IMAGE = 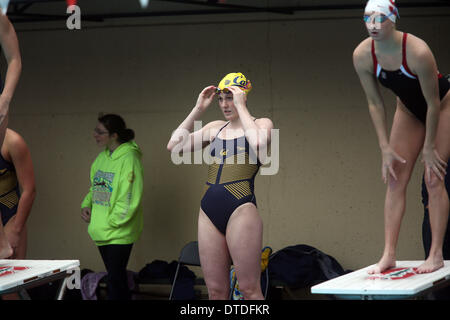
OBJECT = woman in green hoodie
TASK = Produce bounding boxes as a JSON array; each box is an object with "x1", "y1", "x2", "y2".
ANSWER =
[{"x1": 81, "y1": 114, "x2": 143, "y2": 300}]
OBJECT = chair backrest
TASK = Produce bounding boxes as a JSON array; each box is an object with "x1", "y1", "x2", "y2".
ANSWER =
[{"x1": 178, "y1": 241, "x2": 201, "y2": 266}]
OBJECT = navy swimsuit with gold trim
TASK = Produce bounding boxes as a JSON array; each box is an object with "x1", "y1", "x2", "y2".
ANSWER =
[
  {"x1": 0, "y1": 77, "x2": 20, "y2": 225},
  {"x1": 0, "y1": 152, "x2": 20, "y2": 226},
  {"x1": 201, "y1": 123, "x2": 261, "y2": 234}
]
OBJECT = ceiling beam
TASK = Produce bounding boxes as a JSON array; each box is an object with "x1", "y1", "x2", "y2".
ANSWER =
[
  {"x1": 6, "y1": 0, "x2": 450, "y2": 23},
  {"x1": 160, "y1": 0, "x2": 294, "y2": 15}
]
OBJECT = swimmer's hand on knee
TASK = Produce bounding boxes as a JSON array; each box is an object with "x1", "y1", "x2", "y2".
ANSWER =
[{"x1": 381, "y1": 147, "x2": 406, "y2": 183}]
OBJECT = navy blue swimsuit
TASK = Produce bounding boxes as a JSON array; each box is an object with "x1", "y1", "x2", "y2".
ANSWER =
[
  {"x1": 201, "y1": 122, "x2": 261, "y2": 234},
  {"x1": 372, "y1": 33, "x2": 450, "y2": 124},
  {"x1": 0, "y1": 76, "x2": 19, "y2": 225},
  {"x1": 0, "y1": 151, "x2": 20, "y2": 226}
]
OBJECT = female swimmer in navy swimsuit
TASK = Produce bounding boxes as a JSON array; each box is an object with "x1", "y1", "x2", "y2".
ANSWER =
[
  {"x1": 0, "y1": 13, "x2": 22, "y2": 259},
  {"x1": 168, "y1": 73, "x2": 273, "y2": 299}
]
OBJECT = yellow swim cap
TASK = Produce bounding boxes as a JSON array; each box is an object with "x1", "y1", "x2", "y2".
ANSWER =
[{"x1": 217, "y1": 72, "x2": 252, "y2": 95}]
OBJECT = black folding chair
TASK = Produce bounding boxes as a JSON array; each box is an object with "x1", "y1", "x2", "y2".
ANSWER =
[{"x1": 169, "y1": 241, "x2": 205, "y2": 300}]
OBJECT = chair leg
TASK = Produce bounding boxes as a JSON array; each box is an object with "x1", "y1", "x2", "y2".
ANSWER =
[
  {"x1": 56, "y1": 277, "x2": 69, "y2": 300},
  {"x1": 18, "y1": 289, "x2": 31, "y2": 300},
  {"x1": 264, "y1": 268, "x2": 269, "y2": 299},
  {"x1": 169, "y1": 263, "x2": 181, "y2": 300}
]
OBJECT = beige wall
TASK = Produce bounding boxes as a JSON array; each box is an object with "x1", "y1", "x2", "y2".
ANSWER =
[{"x1": 8, "y1": 8, "x2": 450, "y2": 272}]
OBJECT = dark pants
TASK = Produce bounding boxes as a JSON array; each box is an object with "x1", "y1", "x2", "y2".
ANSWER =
[
  {"x1": 422, "y1": 206, "x2": 450, "y2": 300},
  {"x1": 98, "y1": 244, "x2": 133, "y2": 300},
  {"x1": 421, "y1": 151, "x2": 450, "y2": 299},
  {"x1": 422, "y1": 208, "x2": 450, "y2": 260}
]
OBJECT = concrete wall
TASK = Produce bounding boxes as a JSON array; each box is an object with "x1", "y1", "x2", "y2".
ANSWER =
[{"x1": 8, "y1": 8, "x2": 450, "y2": 272}]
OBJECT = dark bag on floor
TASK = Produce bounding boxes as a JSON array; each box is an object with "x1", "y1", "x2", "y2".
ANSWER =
[
  {"x1": 137, "y1": 260, "x2": 196, "y2": 300},
  {"x1": 268, "y1": 244, "x2": 348, "y2": 289}
]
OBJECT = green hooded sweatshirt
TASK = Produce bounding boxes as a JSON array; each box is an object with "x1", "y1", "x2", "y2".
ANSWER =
[{"x1": 81, "y1": 141, "x2": 143, "y2": 246}]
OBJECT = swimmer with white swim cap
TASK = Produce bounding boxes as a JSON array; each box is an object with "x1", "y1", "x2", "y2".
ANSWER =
[{"x1": 353, "y1": 0, "x2": 450, "y2": 274}]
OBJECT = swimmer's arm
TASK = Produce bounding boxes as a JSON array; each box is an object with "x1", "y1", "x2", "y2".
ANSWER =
[
  {"x1": 243, "y1": 115, "x2": 273, "y2": 150},
  {"x1": 167, "y1": 106, "x2": 205, "y2": 153},
  {"x1": 168, "y1": 116, "x2": 225, "y2": 154},
  {"x1": 0, "y1": 14, "x2": 21, "y2": 103},
  {"x1": 236, "y1": 105, "x2": 273, "y2": 148},
  {"x1": 411, "y1": 42, "x2": 447, "y2": 180},
  {"x1": 7, "y1": 133, "x2": 35, "y2": 233},
  {"x1": 226, "y1": 86, "x2": 273, "y2": 150},
  {"x1": 353, "y1": 45, "x2": 389, "y2": 151},
  {"x1": 0, "y1": 15, "x2": 21, "y2": 147},
  {"x1": 167, "y1": 86, "x2": 218, "y2": 153},
  {"x1": 167, "y1": 105, "x2": 204, "y2": 152},
  {"x1": 240, "y1": 108, "x2": 273, "y2": 154},
  {"x1": 251, "y1": 118, "x2": 274, "y2": 165},
  {"x1": 412, "y1": 44, "x2": 440, "y2": 151}
]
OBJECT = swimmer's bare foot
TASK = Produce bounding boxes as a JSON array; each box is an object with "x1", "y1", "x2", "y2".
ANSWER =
[
  {"x1": 368, "y1": 254, "x2": 396, "y2": 274},
  {"x1": 417, "y1": 254, "x2": 444, "y2": 274}
]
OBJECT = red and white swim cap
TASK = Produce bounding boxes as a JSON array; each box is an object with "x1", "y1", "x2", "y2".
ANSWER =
[{"x1": 365, "y1": 0, "x2": 399, "y2": 23}]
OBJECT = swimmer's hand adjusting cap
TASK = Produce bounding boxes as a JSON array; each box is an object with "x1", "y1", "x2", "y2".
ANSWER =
[{"x1": 216, "y1": 72, "x2": 252, "y2": 95}]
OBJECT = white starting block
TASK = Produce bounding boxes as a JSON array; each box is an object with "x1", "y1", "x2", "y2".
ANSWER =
[
  {"x1": 311, "y1": 261, "x2": 450, "y2": 300},
  {"x1": 0, "y1": 259, "x2": 80, "y2": 300}
]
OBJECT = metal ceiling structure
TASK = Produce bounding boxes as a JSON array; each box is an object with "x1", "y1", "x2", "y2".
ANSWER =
[{"x1": 5, "y1": 0, "x2": 450, "y2": 23}]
